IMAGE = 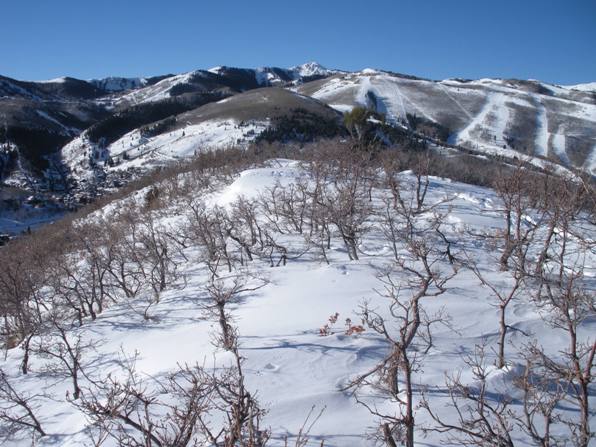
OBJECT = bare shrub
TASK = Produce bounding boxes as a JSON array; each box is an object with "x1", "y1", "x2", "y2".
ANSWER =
[
  {"x1": 36, "y1": 313, "x2": 95, "y2": 400},
  {"x1": 0, "y1": 368, "x2": 47, "y2": 441},
  {"x1": 202, "y1": 275, "x2": 266, "y2": 351},
  {"x1": 346, "y1": 228, "x2": 456, "y2": 447},
  {"x1": 529, "y1": 270, "x2": 595, "y2": 447},
  {"x1": 185, "y1": 200, "x2": 236, "y2": 277},
  {"x1": 469, "y1": 264, "x2": 525, "y2": 369},
  {"x1": 493, "y1": 164, "x2": 537, "y2": 272},
  {"x1": 422, "y1": 344, "x2": 515, "y2": 447}
]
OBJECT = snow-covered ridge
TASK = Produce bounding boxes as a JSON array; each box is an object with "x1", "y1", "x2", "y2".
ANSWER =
[
  {"x1": 114, "y1": 71, "x2": 203, "y2": 104},
  {"x1": 35, "y1": 76, "x2": 68, "y2": 84},
  {"x1": 562, "y1": 81, "x2": 596, "y2": 92},
  {"x1": 89, "y1": 76, "x2": 149, "y2": 92},
  {"x1": 3, "y1": 63, "x2": 596, "y2": 190}
]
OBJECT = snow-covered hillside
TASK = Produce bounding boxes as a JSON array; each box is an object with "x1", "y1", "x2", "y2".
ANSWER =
[
  {"x1": 563, "y1": 82, "x2": 596, "y2": 92},
  {"x1": 89, "y1": 77, "x2": 149, "y2": 92},
  {"x1": 299, "y1": 71, "x2": 596, "y2": 173},
  {"x1": 62, "y1": 119, "x2": 268, "y2": 180},
  {"x1": 113, "y1": 71, "x2": 211, "y2": 105},
  {"x1": 60, "y1": 87, "x2": 340, "y2": 181},
  {"x1": 1, "y1": 156, "x2": 594, "y2": 446},
  {"x1": 3, "y1": 62, "x2": 595, "y2": 199},
  {"x1": 114, "y1": 63, "x2": 338, "y2": 106}
]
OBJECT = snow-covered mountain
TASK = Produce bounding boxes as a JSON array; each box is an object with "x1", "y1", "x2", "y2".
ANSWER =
[
  {"x1": 1, "y1": 58, "x2": 595, "y2": 447},
  {"x1": 116, "y1": 63, "x2": 339, "y2": 106},
  {"x1": 62, "y1": 88, "x2": 341, "y2": 180},
  {"x1": 298, "y1": 70, "x2": 596, "y2": 173},
  {"x1": 290, "y1": 61, "x2": 338, "y2": 78},
  {"x1": 0, "y1": 75, "x2": 106, "y2": 101},
  {"x1": 1, "y1": 62, "x2": 595, "y2": 235}
]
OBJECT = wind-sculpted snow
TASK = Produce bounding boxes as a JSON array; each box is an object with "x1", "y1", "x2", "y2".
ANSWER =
[{"x1": 2, "y1": 160, "x2": 594, "y2": 446}]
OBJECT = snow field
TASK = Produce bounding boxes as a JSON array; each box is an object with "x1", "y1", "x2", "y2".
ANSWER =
[{"x1": 1, "y1": 160, "x2": 594, "y2": 446}]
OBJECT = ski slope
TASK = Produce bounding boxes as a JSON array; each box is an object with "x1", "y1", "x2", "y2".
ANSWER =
[{"x1": 303, "y1": 70, "x2": 596, "y2": 172}]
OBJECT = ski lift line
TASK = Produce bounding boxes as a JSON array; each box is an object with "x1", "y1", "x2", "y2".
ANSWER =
[{"x1": 437, "y1": 82, "x2": 474, "y2": 120}]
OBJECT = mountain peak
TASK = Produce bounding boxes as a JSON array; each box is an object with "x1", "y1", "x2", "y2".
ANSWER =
[{"x1": 290, "y1": 61, "x2": 332, "y2": 77}]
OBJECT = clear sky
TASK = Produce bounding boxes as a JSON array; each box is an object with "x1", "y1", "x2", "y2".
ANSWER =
[{"x1": 1, "y1": 0, "x2": 594, "y2": 84}]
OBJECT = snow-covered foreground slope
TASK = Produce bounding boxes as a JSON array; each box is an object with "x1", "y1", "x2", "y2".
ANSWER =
[
  {"x1": 1, "y1": 160, "x2": 594, "y2": 446},
  {"x1": 299, "y1": 71, "x2": 596, "y2": 173}
]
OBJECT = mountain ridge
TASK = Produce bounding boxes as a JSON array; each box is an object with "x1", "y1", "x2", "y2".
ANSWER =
[{"x1": 1, "y1": 61, "x2": 595, "y2": 235}]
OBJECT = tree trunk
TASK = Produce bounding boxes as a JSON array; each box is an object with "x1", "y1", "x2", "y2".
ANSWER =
[
  {"x1": 498, "y1": 305, "x2": 507, "y2": 369},
  {"x1": 21, "y1": 333, "x2": 33, "y2": 375},
  {"x1": 404, "y1": 357, "x2": 415, "y2": 447},
  {"x1": 534, "y1": 219, "x2": 556, "y2": 276}
]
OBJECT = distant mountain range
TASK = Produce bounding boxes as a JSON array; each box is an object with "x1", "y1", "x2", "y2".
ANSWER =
[{"x1": 1, "y1": 61, "x2": 595, "y2": 233}]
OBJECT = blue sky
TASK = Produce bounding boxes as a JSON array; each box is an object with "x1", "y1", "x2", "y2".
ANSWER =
[{"x1": 1, "y1": 0, "x2": 594, "y2": 84}]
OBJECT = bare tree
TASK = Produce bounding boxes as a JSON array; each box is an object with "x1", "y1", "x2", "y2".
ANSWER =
[
  {"x1": 75, "y1": 354, "x2": 214, "y2": 447},
  {"x1": 0, "y1": 253, "x2": 35, "y2": 349},
  {"x1": 49, "y1": 242, "x2": 109, "y2": 324},
  {"x1": 532, "y1": 174, "x2": 584, "y2": 278},
  {"x1": 0, "y1": 241, "x2": 50, "y2": 374},
  {"x1": 227, "y1": 196, "x2": 265, "y2": 264},
  {"x1": 72, "y1": 221, "x2": 116, "y2": 316},
  {"x1": 493, "y1": 165, "x2": 537, "y2": 272},
  {"x1": 202, "y1": 275, "x2": 266, "y2": 351},
  {"x1": 197, "y1": 270, "x2": 274, "y2": 444},
  {"x1": 379, "y1": 198, "x2": 402, "y2": 262},
  {"x1": 78, "y1": 357, "x2": 270, "y2": 447},
  {"x1": 104, "y1": 210, "x2": 146, "y2": 299},
  {"x1": 346, "y1": 232, "x2": 456, "y2": 447},
  {"x1": 138, "y1": 213, "x2": 180, "y2": 297},
  {"x1": 410, "y1": 153, "x2": 432, "y2": 214},
  {"x1": 422, "y1": 344, "x2": 515, "y2": 447},
  {"x1": 382, "y1": 152, "x2": 439, "y2": 217},
  {"x1": 283, "y1": 405, "x2": 326, "y2": 447},
  {"x1": 259, "y1": 182, "x2": 289, "y2": 235},
  {"x1": 276, "y1": 180, "x2": 311, "y2": 235},
  {"x1": 511, "y1": 347, "x2": 568, "y2": 447},
  {"x1": 325, "y1": 170, "x2": 371, "y2": 261},
  {"x1": 36, "y1": 313, "x2": 95, "y2": 400},
  {"x1": 0, "y1": 368, "x2": 47, "y2": 441},
  {"x1": 304, "y1": 175, "x2": 333, "y2": 265},
  {"x1": 77, "y1": 269, "x2": 271, "y2": 447},
  {"x1": 261, "y1": 229, "x2": 288, "y2": 267},
  {"x1": 469, "y1": 263, "x2": 524, "y2": 369},
  {"x1": 185, "y1": 200, "x2": 235, "y2": 277},
  {"x1": 530, "y1": 270, "x2": 595, "y2": 447}
]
